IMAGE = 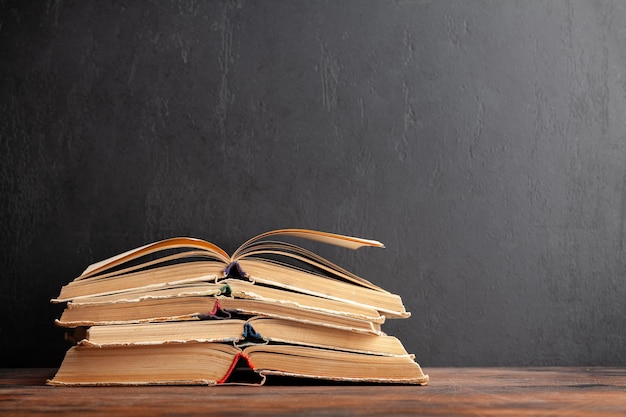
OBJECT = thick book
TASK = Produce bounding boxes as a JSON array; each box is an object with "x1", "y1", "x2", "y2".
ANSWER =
[
  {"x1": 65, "y1": 317, "x2": 407, "y2": 356},
  {"x1": 47, "y1": 343, "x2": 429, "y2": 386},
  {"x1": 51, "y1": 229, "x2": 408, "y2": 318},
  {"x1": 55, "y1": 281, "x2": 385, "y2": 334}
]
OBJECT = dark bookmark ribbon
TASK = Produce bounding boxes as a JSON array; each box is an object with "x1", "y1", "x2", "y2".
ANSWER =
[
  {"x1": 219, "y1": 284, "x2": 232, "y2": 297},
  {"x1": 242, "y1": 323, "x2": 264, "y2": 342},
  {"x1": 223, "y1": 261, "x2": 247, "y2": 278},
  {"x1": 197, "y1": 300, "x2": 232, "y2": 320}
]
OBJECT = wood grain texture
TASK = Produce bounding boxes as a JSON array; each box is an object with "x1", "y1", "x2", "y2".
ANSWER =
[{"x1": 2, "y1": 367, "x2": 626, "y2": 416}]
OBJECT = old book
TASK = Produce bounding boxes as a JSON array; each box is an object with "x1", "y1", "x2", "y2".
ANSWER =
[
  {"x1": 47, "y1": 343, "x2": 429, "y2": 386},
  {"x1": 66, "y1": 317, "x2": 407, "y2": 356},
  {"x1": 54, "y1": 280, "x2": 385, "y2": 334},
  {"x1": 51, "y1": 229, "x2": 408, "y2": 318}
]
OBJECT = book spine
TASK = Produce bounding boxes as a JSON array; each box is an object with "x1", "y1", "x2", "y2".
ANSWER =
[{"x1": 217, "y1": 353, "x2": 255, "y2": 384}]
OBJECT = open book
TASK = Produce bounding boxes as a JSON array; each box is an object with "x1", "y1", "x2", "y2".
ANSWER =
[
  {"x1": 55, "y1": 282, "x2": 385, "y2": 334},
  {"x1": 52, "y1": 229, "x2": 408, "y2": 318},
  {"x1": 47, "y1": 342, "x2": 428, "y2": 386},
  {"x1": 65, "y1": 317, "x2": 410, "y2": 355}
]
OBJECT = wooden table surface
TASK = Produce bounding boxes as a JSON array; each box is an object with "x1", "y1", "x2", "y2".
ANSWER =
[{"x1": 1, "y1": 367, "x2": 625, "y2": 416}]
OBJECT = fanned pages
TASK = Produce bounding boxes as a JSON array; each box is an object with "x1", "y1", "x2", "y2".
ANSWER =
[{"x1": 79, "y1": 229, "x2": 383, "y2": 279}]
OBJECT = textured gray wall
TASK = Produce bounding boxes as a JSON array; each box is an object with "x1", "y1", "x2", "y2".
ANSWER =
[{"x1": 1, "y1": 1, "x2": 625, "y2": 367}]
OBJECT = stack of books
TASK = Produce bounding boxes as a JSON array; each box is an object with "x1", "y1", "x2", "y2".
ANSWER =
[{"x1": 47, "y1": 229, "x2": 429, "y2": 386}]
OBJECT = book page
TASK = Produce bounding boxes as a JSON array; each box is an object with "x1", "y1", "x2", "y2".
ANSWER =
[
  {"x1": 78, "y1": 238, "x2": 230, "y2": 279},
  {"x1": 232, "y1": 229, "x2": 384, "y2": 260}
]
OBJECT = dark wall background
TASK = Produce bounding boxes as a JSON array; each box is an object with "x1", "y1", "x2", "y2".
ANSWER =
[{"x1": 2, "y1": 1, "x2": 625, "y2": 368}]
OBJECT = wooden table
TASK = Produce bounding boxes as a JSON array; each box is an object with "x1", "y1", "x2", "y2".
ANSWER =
[{"x1": 1, "y1": 367, "x2": 625, "y2": 416}]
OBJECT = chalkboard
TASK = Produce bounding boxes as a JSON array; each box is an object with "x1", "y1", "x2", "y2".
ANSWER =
[{"x1": 1, "y1": 1, "x2": 625, "y2": 367}]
